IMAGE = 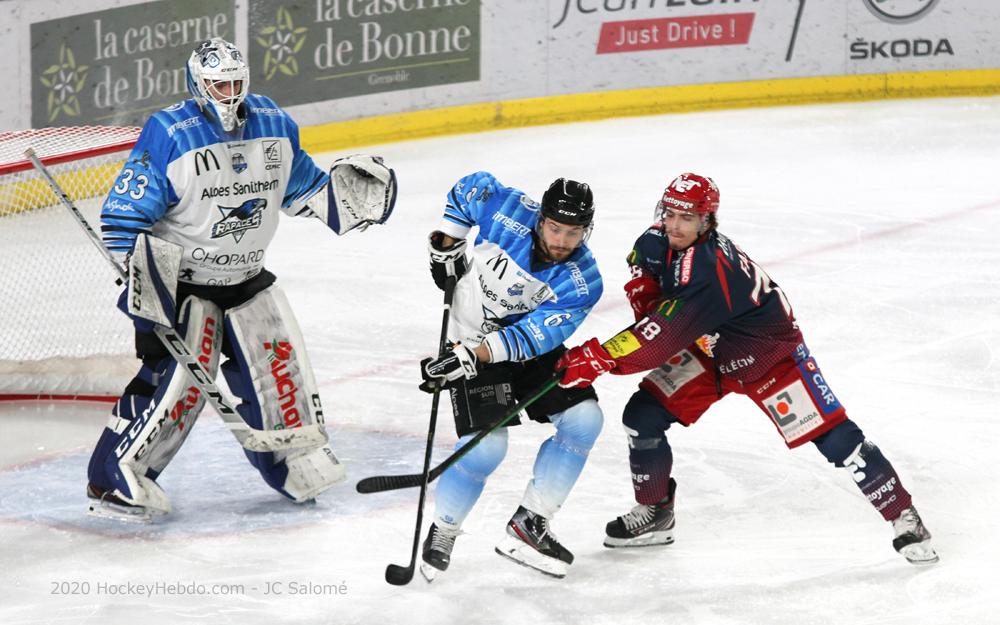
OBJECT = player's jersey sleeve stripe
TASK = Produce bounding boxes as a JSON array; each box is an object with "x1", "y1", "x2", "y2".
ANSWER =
[
  {"x1": 511, "y1": 326, "x2": 538, "y2": 359},
  {"x1": 101, "y1": 225, "x2": 150, "y2": 235},
  {"x1": 100, "y1": 213, "x2": 152, "y2": 224}
]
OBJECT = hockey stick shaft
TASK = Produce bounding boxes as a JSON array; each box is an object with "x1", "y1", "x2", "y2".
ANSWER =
[
  {"x1": 385, "y1": 276, "x2": 457, "y2": 586},
  {"x1": 357, "y1": 375, "x2": 562, "y2": 494},
  {"x1": 24, "y1": 148, "x2": 324, "y2": 453}
]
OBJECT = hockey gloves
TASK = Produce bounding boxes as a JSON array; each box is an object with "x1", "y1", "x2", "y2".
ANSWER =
[
  {"x1": 556, "y1": 338, "x2": 616, "y2": 389},
  {"x1": 428, "y1": 231, "x2": 469, "y2": 291},
  {"x1": 327, "y1": 155, "x2": 397, "y2": 235},
  {"x1": 624, "y1": 273, "x2": 662, "y2": 321},
  {"x1": 420, "y1": 343, "x2": 478, "y2": 393}
]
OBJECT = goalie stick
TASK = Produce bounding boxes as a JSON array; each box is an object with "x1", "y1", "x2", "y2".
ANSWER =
[{"x1": 24, "y1": 148, "x2": 326, "y2": 453}]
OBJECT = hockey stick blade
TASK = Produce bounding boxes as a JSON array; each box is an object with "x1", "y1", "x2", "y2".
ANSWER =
[
  {"x1": 233, "y1": 423, "x2": 328, "y2": 453},
  {"x1": 384, "y1": 563, "x2": 416, "y2": 586},
  {"x1": 356, "y1": 473, "x2": 423, "y2": 494}
]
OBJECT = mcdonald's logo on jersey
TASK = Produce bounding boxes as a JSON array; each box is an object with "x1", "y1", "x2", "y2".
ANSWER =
[{"x1": 194, "y1": 149, "x2": 221, "y2": 175}]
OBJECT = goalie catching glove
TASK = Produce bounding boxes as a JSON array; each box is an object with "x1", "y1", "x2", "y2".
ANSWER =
[
  {"x1": 556, "y1": 338, "x2": 616, "y2": 389},
  {"x1": 428, "y1": 231, "x2": 469, "y2": 291},
  {"x1": 326, "y1": 154, "x2": 397, "y2": 234},
  {"x1": 420, "y1": 343, "x2": 478, "y2": 393}
]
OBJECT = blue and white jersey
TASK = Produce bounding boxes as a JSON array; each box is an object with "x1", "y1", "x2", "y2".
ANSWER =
[
  {"x1": 101, "y1": 94, "x2": 327, "y2": 286},
  {"x1": 436, "y1": 171, "x2": 603, "y2": 363}
]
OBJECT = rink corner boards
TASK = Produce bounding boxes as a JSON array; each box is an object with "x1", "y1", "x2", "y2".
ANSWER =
[{"x1": 300, "y1": 67, "x2": 1000, "y2": 153}]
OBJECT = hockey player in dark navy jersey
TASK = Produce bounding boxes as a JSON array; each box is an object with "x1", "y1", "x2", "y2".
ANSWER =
[
  {"x1": 418, "y1": 173, "x2": 605, "y2": 580},
  {"x1": 558, "y1": 173, "x2": 937, "y2": 566}
]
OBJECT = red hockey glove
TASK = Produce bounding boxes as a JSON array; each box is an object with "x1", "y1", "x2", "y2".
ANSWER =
[
  {"x1": 556, "y1": 338, "x2": 617, "y2": 389},
  {"x1": 624, "y1": 274, "x2": 661, "y2": 321}
]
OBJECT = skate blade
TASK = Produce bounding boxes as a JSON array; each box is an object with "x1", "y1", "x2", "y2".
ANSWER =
[
  {"x1": 494, "y1": 535, "x2": 568, "y2": 579},
  {"x1": 603, "y1": 530, "x2": 674, "y2": 548},
  {"x1": 419, "y1": 562, "x2": 440, "y2": 583},
  {"x1": 87, "y1": 500, "x2": 156, "y2": 524},
  {"x1": 900, "y1": 542, "x2": 940, "y2": 566}
]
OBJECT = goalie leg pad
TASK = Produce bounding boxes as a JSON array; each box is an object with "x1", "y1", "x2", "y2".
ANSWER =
[
  {"x1": 89, "y1": 296, "x2": 223, "y2": 513},
  {"x1": 223, "y1": 285, "x2": 343, "y2": 500},
  {"x1": 282, "y1": 445, "x2": 347, "y2": 502}
]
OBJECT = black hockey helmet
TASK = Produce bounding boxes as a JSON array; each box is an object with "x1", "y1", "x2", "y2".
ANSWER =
[{"x1": 541, "y1": 178, "x2": 595, "y2": 227}]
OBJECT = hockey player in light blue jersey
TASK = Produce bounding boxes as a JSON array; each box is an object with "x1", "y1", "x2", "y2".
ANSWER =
[
  {"x1": 86, "y1": 38, "x2": 397, "y2": 522},
  {"x1": 417, "y1": 173, "x2": 605, "y2": 580}
]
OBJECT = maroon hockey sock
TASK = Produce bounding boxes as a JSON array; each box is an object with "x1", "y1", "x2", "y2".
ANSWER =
[
  {"x1": 629, "y1": 448, "x2": 673, "y2": 505},
  {"x1": 847, "y1": 441, "x2": 913, "y2": 521}
]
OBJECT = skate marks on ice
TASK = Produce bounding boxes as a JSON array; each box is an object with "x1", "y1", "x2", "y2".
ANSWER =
[{"x1": 0, "y1": 409, "x2": 447, "y2": 539}]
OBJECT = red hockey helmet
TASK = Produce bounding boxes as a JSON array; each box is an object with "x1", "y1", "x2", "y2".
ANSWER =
[{"x1": 656, "y1": 173, "x2": 720, "y2": 218}]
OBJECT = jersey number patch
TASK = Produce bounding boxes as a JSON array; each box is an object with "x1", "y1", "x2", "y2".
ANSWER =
[{"x1": 113, "y1": 168, "x2": 149, "y2": 200}]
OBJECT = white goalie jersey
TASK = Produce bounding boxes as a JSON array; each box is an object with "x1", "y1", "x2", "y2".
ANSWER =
[{"x1": 101, "y1": 95, "x2": 329, "y2": 286}]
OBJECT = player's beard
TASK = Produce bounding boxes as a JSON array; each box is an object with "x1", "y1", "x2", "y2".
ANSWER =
[{"x1": 537, "y1": 237, "x2": 573, "y2": 262}]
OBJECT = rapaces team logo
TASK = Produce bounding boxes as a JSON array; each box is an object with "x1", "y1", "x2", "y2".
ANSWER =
[
  {"x1": 211, "y1": 198, "x2": 266, "y2": 243},
  {"x1": 862, "y1": 0, "x2": 940, "y2": 24}
]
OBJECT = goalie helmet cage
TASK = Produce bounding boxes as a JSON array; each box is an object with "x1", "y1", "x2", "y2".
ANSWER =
[{"x1": 0, "y1": 126, "x2": 142, "y2": 402}]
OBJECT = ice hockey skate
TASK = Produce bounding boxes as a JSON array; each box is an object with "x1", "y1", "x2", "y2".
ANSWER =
[
  {"x1": 892, "y1": 506, "x2": 939, "y2": 565},
  {"x1": 494, "y1": 506, "x2": 574, "y2": 578},
  {"x1": 604, "y1": 478, "x2": 676, "y2": 548},
  {"x1": 86, "y1": 483, "x2": 160, "y2": 524},
  {"x1": 420, "y1": 523, "x2": 459, "y2": 582}
]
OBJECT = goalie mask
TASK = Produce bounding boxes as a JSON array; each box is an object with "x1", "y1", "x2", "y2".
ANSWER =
[{"x1": 186, "y1": 38, "x2": 249, "y2": 132}]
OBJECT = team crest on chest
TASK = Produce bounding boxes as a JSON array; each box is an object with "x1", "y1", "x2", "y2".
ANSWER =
[
  {"x1": 211, "y1": 198, "x2": 266, "y2": 243},
  {"x1": 231, "y1": 152, "x2": 247, "y2": 173}
]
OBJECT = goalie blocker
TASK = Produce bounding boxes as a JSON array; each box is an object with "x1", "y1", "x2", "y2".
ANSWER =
[{"x1": 88, "y1": 266, "x2": 344, "y2": 520}]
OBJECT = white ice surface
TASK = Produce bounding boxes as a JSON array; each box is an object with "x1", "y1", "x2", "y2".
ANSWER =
[{"x1": 1, "y1": 97, "x2": 998, "y2": 624}]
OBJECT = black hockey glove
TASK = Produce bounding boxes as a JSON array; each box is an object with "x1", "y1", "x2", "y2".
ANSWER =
[
  {"x1": 419, "y1": 343, "x2": 478, "y2": 393},
  {"x1": 428, "y1": 231, "x2": 468, "y2": 291}
]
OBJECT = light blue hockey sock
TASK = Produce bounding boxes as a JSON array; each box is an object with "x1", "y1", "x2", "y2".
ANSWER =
[
  {"x1": 521, "y1": 399, "x2": 604, "y2": 518},
  {"x1": 433, "y1": 428, "x2": 508, "y2": 530}
]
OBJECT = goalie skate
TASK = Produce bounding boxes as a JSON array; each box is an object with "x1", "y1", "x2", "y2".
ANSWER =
[
  {"x1": 604, "y1": 478, "x2": 676, "y2": 548},
  {"x1": 892, "y1": 506, "x2": 939, "y2": 566},
  {"x1": 494, "y1": 506, "x2": 574, "y2": 579},
  {"x1": 86, "y1": 484, "x2": 162, "y2": 524}
]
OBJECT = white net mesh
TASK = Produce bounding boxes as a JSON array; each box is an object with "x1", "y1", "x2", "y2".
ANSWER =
[{"x1": 0, "y1": 126, "x2": 143, "y2": 398}]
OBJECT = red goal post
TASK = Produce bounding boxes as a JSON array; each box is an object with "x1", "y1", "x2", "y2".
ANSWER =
[{"x1": 0, "y1": 126, "x2": 142, "y2": 401}]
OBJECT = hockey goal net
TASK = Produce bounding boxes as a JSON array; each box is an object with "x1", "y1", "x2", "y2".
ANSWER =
[{"x1": 0, "y1": 126, "x2": 142, "y2": 400}]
